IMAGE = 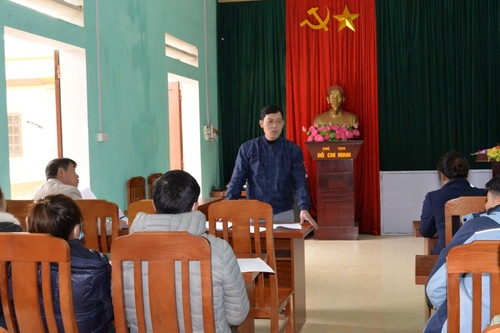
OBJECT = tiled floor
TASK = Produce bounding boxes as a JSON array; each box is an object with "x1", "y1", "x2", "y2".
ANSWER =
[{"x1": 256, "y1": 234, "x2": 426, "y2": 332}]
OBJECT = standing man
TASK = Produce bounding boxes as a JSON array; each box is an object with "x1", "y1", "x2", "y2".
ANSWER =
[
  {"x1": 33, "y1": 158, "x2": 82, "y2": 200},
  {"x1": 226, "y1": 105, "x2": 317, "y2": 228}
]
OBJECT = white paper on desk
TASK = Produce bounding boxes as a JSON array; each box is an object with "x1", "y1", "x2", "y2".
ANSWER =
[
  {"x1": 80, "y1": 187, "x2": 128, "y2": 225},
  {"x1": 237, "y1": 258, "x2": 274, "y2": 273},
  {"x1": 273, "y1": 223, "x2": 302, "y2": 230},
  {"x1": 205, "y1": 221, "x2": 232, "y2": 231},
  {"x1": 249, "y1": 226, "x2": 266, "y2": 233}
]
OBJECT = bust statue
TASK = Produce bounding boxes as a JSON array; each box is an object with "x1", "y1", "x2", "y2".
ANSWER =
[{"x1": 313, "y1": 85, "x2": 358, "y2": 128}]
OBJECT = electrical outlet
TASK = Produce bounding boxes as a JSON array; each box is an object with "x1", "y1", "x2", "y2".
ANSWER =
[{"x1": 203, "y1": 124, "x2": 212, "y2": 140}]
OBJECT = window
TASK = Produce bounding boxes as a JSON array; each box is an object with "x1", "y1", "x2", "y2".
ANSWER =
[{"x1": 8, "y1": 113, "x2": 22, "y2": 157}]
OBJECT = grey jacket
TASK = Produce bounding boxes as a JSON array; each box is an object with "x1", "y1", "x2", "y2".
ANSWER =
[{"x1": 124, "y1": 210, "x2": 249, "y2": 333}]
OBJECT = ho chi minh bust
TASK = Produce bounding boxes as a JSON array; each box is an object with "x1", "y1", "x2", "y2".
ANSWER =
[{"x1": 313, "y1": 85, "x2": 359, "y2": 128}]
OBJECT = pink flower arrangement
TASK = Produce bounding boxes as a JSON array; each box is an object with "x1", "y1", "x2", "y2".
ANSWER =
[{"x1": 302, "y1": 122, "x2": 360, "y2": 142}]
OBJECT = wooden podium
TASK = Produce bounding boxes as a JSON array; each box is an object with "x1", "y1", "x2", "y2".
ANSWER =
[
  {"x1": 306, "y1": 141, "x2": 363, "y2": 240},
  {"x1": 475, "y1": 153, "x2": 500, "y2": 178}
]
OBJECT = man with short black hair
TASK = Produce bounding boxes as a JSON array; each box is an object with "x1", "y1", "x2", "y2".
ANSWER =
[
  {"x1": 125, "y1": 170, "x2": 249, "y2": 333},
  {"x1": 226, "y1": 105, "x2": 317, "y2": 227},
  {"x1": 33, "y1": 158, "x2": 82, "y2": 200}
]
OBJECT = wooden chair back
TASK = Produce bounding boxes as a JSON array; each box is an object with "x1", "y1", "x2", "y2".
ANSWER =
[
  {"x1": 0, "y1": 233, "x2": 78, "y2": 333},
  {"x1": 127, "y1": 176, "x2": 146, "y2": 207},
  {"x1": 444, "y1": 196, "x2": 486, "y2": 245},
  {"x1": 207, "y1": 199, "x2": 294, "y2": 333},
  {"x1": 75, "y1": 199, "x2": 119, "y2": 253},
  {"x1": 111, "y1": 232, "x2": 215, "y2": 333},
  {"x1": 126, "y1": 199, "x2": 155, "y2": 231},
  {"x1": 447, "y1": 240, "x2": 500, "y2": 333},
  {"x1": 5, "y1": 199, "x2": 34, "y2": 231},
  {"x1": 147, "y1": 173, "x2": 162, "y2": 199},
  {"x1": 484, "y1": 324, "x2": 500, "y2": 333}
]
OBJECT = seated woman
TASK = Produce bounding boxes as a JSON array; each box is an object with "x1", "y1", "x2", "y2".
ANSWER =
[
  {"x1": 27, "y1": 194, "x2": 114, "y2": 333},
  {"x1": 419, "y1": 150, "x2": 487, "y2": 254}
]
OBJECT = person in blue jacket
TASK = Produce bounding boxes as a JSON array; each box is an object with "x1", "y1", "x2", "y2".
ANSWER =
[
  {"x1": 27, "y1": 194, "x2": 114, "y2": 333},
  {"x1": 424, "y1": 175, "x2": 500, "y2": 332},
  {"x1": 225, "y1": 105, "x2": 317, "y2": 228},
  {"x1": 419, "y1": 150, "x2": 487, "y2": 254}
]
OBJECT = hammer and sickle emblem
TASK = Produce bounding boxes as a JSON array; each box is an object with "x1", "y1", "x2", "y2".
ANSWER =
[{"x1": 300, "y1": 7, "x2": 330, "y2": 31}]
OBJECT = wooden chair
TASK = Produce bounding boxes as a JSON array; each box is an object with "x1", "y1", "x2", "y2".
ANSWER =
[
  {"x1": 126, "y1": 199, "x2": 155, "y2": 231},
  {"x1": 0, "y1": 233, "x2": 78, "y2": 333},
  {"x1": 147, "y1": 173, "x2": 162, "y2": 199},
  {"x1": 126, "y1": 176, "x2": 146, "y2": 207},
  {"x1": 444, "y1": 196, "x2": 487, "y2": 245},
  {"x1": 111, "y1": 232, "x2": 215, "y2": 333},
  {"x1": 5, "y1": 199, "x2": 34, "y2": 231},
  {"x1": 447, "y1": 240, "x2": 500, "y2": 333},
  {"x1": 207, "y1": 199, "x2": 294, "y2": 333},
  {"x1": 484, "y1": 324, "x2": 500, "y2": 333},
  {"x1": 75, "y1": 199, "x2": 120, "y2": 253}
]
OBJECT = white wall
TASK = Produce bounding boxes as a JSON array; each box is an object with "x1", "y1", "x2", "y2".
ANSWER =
[{"x1": 380, "y1": 169, "x2": 492, "y2": 234}]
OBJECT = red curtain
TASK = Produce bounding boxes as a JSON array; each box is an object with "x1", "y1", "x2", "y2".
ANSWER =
[{"x1": 285, "y1": 0, "x2": 380, "y2": 234}]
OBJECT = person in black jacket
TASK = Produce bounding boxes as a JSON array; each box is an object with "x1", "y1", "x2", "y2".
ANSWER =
[
  {"x1": 27, "y1": 194, "x2": 114, "y2": 333},
  {"x1": 419, "y1": 150, "x2": 487, "y2": 254}
]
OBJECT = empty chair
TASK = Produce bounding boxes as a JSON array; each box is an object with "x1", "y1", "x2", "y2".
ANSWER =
[
  {"x1": 126, "y1": 199, "x2": 154, "y2": 231},
  {"x1": 447, "y1": 240, "x2": 500, "y2": 332},
  {"x1": 208, "y1": 199, "x2": 294, "y2": 333},
  {"x1": 147, "y1": 173, "x2": 162, "y2": 199},
  {"x1": 111, "y1": 232, "x2": 216, "y2": 333},
  {"x1": 0, "y1": 233, "x2": 79, "y2": 333},
  {"x1": 127, "y1": 176, "x2": 146, "y2": 207},
  {"x1": 75, "y1": 199, "x2": 120, "y2": 253},
  {"x1": 444, "y1": 196, "x2": 487, "y2": 245}
]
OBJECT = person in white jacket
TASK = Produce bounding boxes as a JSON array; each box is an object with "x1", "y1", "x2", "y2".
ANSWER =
[
  {"x1": 0, "y1": 186, "x2": 22, "y2": 232},
  {"x1": 124, "y1": 170, "x2": 250, "y2": 333}
]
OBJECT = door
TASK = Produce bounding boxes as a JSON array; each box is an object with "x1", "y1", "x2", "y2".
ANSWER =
[{"x1": 168, "y1": 81, "x2": 183, "y2": 170}]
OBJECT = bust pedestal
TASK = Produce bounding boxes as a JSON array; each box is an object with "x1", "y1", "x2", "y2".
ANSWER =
[{"x1": 306, "y1": 141, "x2": 363, "y2": 240}]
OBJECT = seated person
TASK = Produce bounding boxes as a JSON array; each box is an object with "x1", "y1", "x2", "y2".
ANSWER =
[
  {"x1": 27, "y1": 194, "x2": 114, "y2": 333},
  {"x1": 33, "y1": 157, "x2": 126, "y2": 232},
  {"x1": 0, "y1": 186, "x2": 22, "y2": 329},
  {"x1": 313, "y1": 85, "x2": 358, "y2": 128},
  {"x1": 424, "y1": 175, "x2": 500, "y2": 332},
  {"x1": 419, "y1": 150, "x2": 487, "y2": 254},
  {"x1": 32, "y1": 158, "x2": 82, "y2": 200},
  {"x1": 0, "y1": 186, "x2": 22, "y2": 232},
  {"x1": 125, "y1": 170, "x2": 249, "y2": 333}
]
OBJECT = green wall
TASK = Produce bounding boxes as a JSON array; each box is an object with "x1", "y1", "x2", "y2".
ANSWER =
[{"x1": 0, "y1": 0, "x2": 219, "y2": 209}]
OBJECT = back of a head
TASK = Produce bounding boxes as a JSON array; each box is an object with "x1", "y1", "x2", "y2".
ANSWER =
[
  {"x1": 260, "y1": 105, "x2": 283, "y2": 120},
  {"x1": 0, "y1": 186, "x2": 4, "y2": 211},
  {"x1": 486, "y1": 176, "x2": 500, "y2": 197},
  {"x1": 436, "y1": 150, "x2": 469, "y2": 179},
  {"x1": 45, "y1": 158, "x2": 77, "y2": 180},
  {"x1": 152, "y1": 170, "x2": 200, "y2": 214},
  {"x1": 28, "y1": 194, "x2": 82, "y2": 239}
]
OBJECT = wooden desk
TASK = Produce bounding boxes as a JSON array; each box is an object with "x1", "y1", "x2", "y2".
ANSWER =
[
  {"x1": 273, "y1": 224, "x2": 314, "y2": 332},
  {"x1": 237, "y1": 253, "x2": 268, "y2": 333},
  {"x1": 415, "y1": 254, "x2": 438, "y2": 285},
  {"x1": 219, "y1": 224, "x2": 313, "y2": 332},
  {"x1": 240, "y1": 271, "x2": 259, "y2": 333},
  {"x1": 198, "y1": 197, "x2": 223, "y2": 217},
  {"x1": 413, "y1": 220, "x2": 438, "y2": 255}
]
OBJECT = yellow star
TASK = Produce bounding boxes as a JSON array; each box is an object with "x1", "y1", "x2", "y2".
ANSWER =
[{"x1": 333, "y1": 5, "x2": 359, "y2": 32}]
